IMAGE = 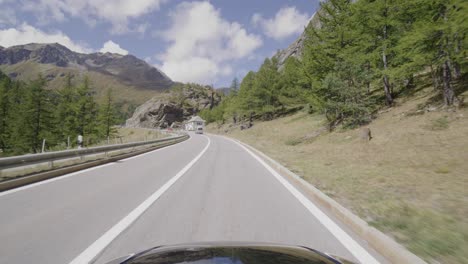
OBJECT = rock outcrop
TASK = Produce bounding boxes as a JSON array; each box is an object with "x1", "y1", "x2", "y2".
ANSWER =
[
  {"x1": 126, "y1": 84, "x2": 222, "y2": 128},
  {"x1": 275, "y1": 12, "x2": 322, "y2": 69},
  {"x1": 125, "y1": 99, "x2": 184, "y2": 128}
]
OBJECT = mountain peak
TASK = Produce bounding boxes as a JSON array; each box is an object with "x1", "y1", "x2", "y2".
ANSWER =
[{"x1": 0, "y1": 42, "x2": 173, "y2": 90}]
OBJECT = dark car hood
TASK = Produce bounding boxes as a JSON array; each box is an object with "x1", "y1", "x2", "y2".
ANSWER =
[{"x1": 106, "y1": 242, "x2": 356, "y2": 264}]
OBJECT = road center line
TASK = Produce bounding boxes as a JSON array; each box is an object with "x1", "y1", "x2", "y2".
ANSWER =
[
  {"x1": 68, "y1": 135, "x2": 211, "y2": 264},
  {"x1": 229, "y1": 137, "x2": 380, "y2": 264}
]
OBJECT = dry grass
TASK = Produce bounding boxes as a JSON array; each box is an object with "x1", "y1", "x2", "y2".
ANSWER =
[
  {"x1": 207, "y1": 89, "x2": 468, "y2": 263},
  {"x1": 115, "y1": 127, "x2": 166, "y2": 143}
]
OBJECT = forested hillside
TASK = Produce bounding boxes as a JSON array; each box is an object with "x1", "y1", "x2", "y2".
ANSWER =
[
  {"x1": 201, "y1": 0, "x2": 467, "y2": 128},
  {"x1": 0, "y1": 72, "x2": 121, "y2": 155}
]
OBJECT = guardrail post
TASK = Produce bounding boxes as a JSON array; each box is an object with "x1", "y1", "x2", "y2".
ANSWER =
[
  {"x1": 42, "y1": 139, "x2": 46, "y2": 153},
  {"x1": 48, "y1": 160, "x2": 54, "y2": 169}
]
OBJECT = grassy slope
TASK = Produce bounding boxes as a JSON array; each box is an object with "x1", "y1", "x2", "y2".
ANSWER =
[
  {"x1": 0, "y1": 62, "x2": 161, "y2": 105},
  {"x1": 207, "y1": 87, "x2": 468, "y2": 264}
]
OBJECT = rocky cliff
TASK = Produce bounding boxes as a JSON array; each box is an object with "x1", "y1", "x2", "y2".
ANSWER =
[
  {"x1": 275, "y1": 12, "x2": 322, "y2": 69},
  {"x1": 126, "y1": 84, "x2": 222, "y2": 128}
]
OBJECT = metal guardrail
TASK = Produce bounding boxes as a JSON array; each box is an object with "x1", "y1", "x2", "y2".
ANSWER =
[{"x1": 0, "y1": 134, "x2": 188, "y2": 169}]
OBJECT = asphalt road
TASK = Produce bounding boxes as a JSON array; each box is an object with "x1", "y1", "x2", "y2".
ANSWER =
[{"x1": 0, "y1": 133, "x2": 389, "y2": 264}]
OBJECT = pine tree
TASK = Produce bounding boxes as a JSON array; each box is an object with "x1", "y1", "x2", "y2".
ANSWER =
[
  {"x1": 56, "y1": 73, "x2": 78, "y2": 146},
  {"x1": 98, "y1": 89, "x2": 118, "y2": 139},
  {"x1": 279, "y1": 57, "x2": 310, "y2": 107},
  {"x1": 352, "y1": 0, "x2": 404, "y2": 105},
  {"x1": 0, "y1": 72, "x2": 11, "y2": 151},
  {"x1": 75, "y1": 76, "x2": 98, "y2": 146},
  {"x1": 252, "y1": 57, "x2": 282, "y2": 117},
  {"x1": 236, "y1": 71, "x2": 257, "y2": 114},
  {"x1": 395, "y1": 0, "x2": 466, "y2": 105},
  {"x1": 20, "y1": 75, "x2": 55, "y2": 153},
  {"x1": 230, "y1": 77, "x2": 240, "y2": 91}
]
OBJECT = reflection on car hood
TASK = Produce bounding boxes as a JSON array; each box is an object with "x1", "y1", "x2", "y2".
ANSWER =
[{"x1": 106, "y1": 242, "x2": 356, "y2": 264}]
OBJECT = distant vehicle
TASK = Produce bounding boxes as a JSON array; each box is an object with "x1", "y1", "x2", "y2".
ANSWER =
[
  {"x1": 186, "y1": 116, "x2": 206, "y2": 131},
  {"x1": 105, "y1": 242, "x2": 356, "y2": 264},
  {"x1": 195, "y1": 126, "x2": 204, "y2": 134}
]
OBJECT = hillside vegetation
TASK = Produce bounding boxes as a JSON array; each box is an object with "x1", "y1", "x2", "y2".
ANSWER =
[
  {"x1": 0, "y1": 72, "x2": 123, "y2": 155},
  {"x1": 0, "y1": 61, "x2": 159, "y2": 106},
  {"x1": 201, "y1": 0, "x2": 466, "y2": 127}
]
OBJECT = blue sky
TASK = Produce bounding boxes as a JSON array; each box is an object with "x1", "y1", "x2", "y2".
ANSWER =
[{"x1": 0, "y1": 0, "x2": 320, "y2": 87}]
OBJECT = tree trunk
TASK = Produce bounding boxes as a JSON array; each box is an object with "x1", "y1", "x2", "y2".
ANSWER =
[
  {"x1": 383, "y1": 74, "x2": 393, "y2": 106},
  {"x1": 209, "y1": 92, "x2": 214, "y2": 110},
  {"x1": 454, "y1": 63, "x2": 462, "y2": 79},
  {"x1": 453, "y1": 34, "x2": 462, "y2": 78},
  {"x1": 366, "y1": 61, "x2": 371, "y2": 95},
  {"x1": 33, "y1": 99, "x2": 42, "y2": 153},
  {"x1": 442, "y1": 60, "x2": 455, "y2": 106},
  {"x1": 430, "y1": 65, "x2": 440, "y2": 89},
  {"x1": 381, "y1": 8, "x2": 393, "y2": 106}
]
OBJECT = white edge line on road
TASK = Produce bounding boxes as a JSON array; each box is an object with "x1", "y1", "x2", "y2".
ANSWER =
[
  {"x1": 68, "y1": 135, "x2": 211, "y2": 264},
  {"x1": 0, "y1": 136, "x2": 192, "y2": 198},
  {"x1": 121, "y1": 135, "x2": 192, "y2": 162},
  {"x1": 228, "y1": 137, "x2": 380, "y2": 264}
]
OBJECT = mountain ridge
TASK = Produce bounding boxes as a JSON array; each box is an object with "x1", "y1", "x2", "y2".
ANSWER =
[{"x1": 0, "y1": 43, "x2": 173, "y2": 91}]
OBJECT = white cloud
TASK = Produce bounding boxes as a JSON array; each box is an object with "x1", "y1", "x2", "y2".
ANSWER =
[
  {"x1": 0, "y1": 23, "x2": 91, "y2": 53},
  {"x1": 158, "y1": 1, "x2": 262, "y2": 84},
  {"x1": 99, "y1": 40, "x2": 129, "y2": 55},
  {"x1": 252, "y1": 6, "x2": 309, "y2": 40},
  {"x1": 0, "y1": 7, "x2": 16, "y2": 26},
  {"x1": 22, "y1": 0, "x2": 167, "y2": 34}
]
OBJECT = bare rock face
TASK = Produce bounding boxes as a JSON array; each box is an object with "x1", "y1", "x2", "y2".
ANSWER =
[
  {"x1": 275, "y1": 12, "x2": 322, "y2": 70},
  {"x1": 126, "y1": 84, "x2": 222, "y2": 128},
  {"x1": 126, "y1": 99, "x2": 184, "y2": 129},
  {"x1": 276, "y1": 30, "x2": 307, "y2": 69}
]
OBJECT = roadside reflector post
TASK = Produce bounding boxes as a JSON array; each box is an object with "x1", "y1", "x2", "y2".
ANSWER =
[{"x1": 77, "y1": 135, "x2": 83, "y2": 149}]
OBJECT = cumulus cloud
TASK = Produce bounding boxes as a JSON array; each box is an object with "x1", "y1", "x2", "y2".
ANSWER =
[
  {"x1": 158, "y1": 1, "x2": 262, "y2": 84},
  {"x1": 0, "y1": 23, "x2": 91, "y2": 53},
  {"x1": 252, "y1": 6, "x2": 309, "y2": 40},
  {"x1": 21, "y1": 0, "x2": 167, "y2": 34},
  {"x1": 99, "y1": 40, "x2": 129, "y2": 55}
]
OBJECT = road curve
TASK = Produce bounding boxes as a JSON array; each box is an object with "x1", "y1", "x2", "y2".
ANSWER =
[{"x1": 0, "y1": 133, "x2": 388, "y2": 264}]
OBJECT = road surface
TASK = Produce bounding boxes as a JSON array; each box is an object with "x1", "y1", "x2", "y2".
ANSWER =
[{"x1": 0, "y1": 133, "x2": 389, "y2": 264}]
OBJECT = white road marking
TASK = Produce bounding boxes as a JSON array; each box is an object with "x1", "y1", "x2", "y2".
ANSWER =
[
  {"x1": 229, "y1": 138, "x2": 380, "y2": 264},
  {"x1": 0, "y1": 137, "x2": 190, "y2": 197},
  {"x1": 0, "y1": 164, "x2": 113, "y2": 197},
  {"x1": 121, "y1": 135, "x2": 192, "y2": 162},
  {"x1": 68, "y1": 135, "x2": 211, "y2": 264}
]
